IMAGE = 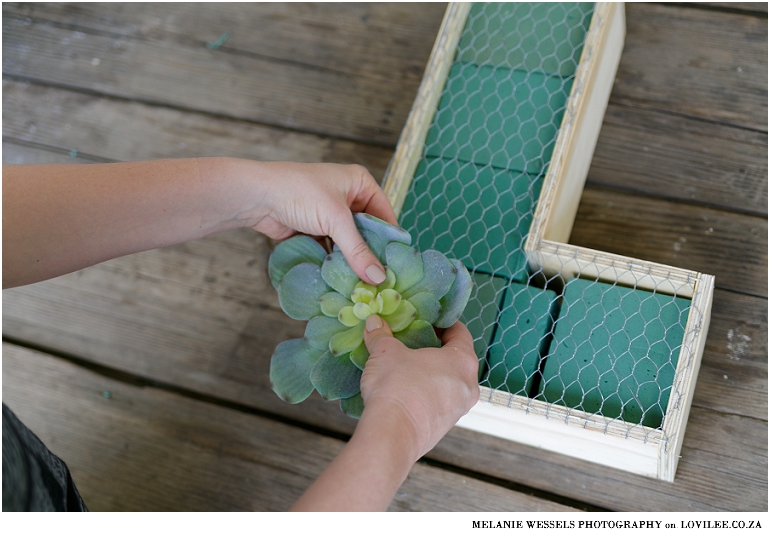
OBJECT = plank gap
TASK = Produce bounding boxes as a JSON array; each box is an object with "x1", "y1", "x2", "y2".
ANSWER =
[
  {"x1": 417, "y1": 457, "x2": 610, "y2": 513},
  {"x1": 677, "y1": 3, "x2": 769, "y2": 18},
  {"x1": 586, "y1": 178, "x2": 768, "y2": 219},
  {"x1": 609, "y1": 100, "x2": 769, "y2": 135},
  {"x1": 1, "y1": 136, "x2": 117, "y2": 163},
  {"x1": 581, "y1": 183, "x2": 769, "y2": 226}
]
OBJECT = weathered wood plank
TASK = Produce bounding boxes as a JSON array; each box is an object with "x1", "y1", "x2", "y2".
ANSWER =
[
  {"x1": 694, "y1": 289, "x2": 767, "y2": 418},
  {"x1": 1, "y1": 11, "x2": 422, "y2": 145},
  {"x1": 570, "y1": 188, "x2": 768, "y2": 297},
  {"x1": 1, "y1": 79, "x2": 394, "y2": 180},
  {"x1": 590, "y1": 104, "x2": 767, "y2": 216},
  {"x1": 2, "y1": 2, "x2": 446, "y2": 82},
  {"x1": 615, "y1": 3, "x2": 767, "y2": 130},
  {"x1": 2, "y1": 343, "x2": 576, "y2": 511}
]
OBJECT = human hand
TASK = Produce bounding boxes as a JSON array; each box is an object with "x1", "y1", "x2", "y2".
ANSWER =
[
  {"x1": 359, "y1": 315, "x2": 480, "y2": 461},
  {"x1": 248, "y1": 162, "x2": 397, "y2": 285}
]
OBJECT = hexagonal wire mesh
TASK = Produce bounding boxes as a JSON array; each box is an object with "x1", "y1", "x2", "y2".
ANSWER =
[{"x1": 395, "y1": 2, "x2": 693, "y2": 435}]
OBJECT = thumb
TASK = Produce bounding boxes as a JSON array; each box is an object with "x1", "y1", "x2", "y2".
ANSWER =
[
  {"x1": 329, "y1": 214, "x2": 387, "y2": 286},
  {"x1": 364, "y1": 314, "x2": 394, "y2": 353}
]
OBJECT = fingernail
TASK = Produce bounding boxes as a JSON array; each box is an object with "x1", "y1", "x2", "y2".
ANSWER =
[
  {"x1": 366, "y1": 314, "x2": 382, "y2": 332},
  {"x1": 365, "y1": 264, "x2": 386, "y2": 285}
]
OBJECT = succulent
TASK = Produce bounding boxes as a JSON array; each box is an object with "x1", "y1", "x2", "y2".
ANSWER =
[{"x1": 268, "y1": 213, "x2": 472, "y2": 419}]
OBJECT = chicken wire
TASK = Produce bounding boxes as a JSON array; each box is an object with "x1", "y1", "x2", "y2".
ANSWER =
[{"x1": 395, "y1": 2, "x2": 693, "y2": 432}]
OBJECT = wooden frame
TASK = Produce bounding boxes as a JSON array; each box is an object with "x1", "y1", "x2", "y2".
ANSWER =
[{"x1": 381, "y1": 2, "x2": 715, "y2": 481}]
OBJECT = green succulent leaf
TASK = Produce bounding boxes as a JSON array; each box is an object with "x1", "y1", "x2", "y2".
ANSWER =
[
  {"x1": 351, "y1": 285, "x2": 376, "y2": 303},
  {"x1": 386, "y1": 242, "x2": 424, "y2": 294},
  {"x1": 311, "y1": 351, "x2": 363, "y2": 401},
  {"x1": 269, "y1": 339, "x2": 325, "y2": 403},
  {"x1": 340, "y1": 393, "x2": 365, "y2": 419},
  {"x1": 319, "y1": 292, "x2": 352, "y2": 317},
  {"x1": 353, "y1": 302, "x2": 374, "y2": 320},
  {"x1": 268, "y1": 211, "x2": 471, "y2": 419},
  {"x1": 407, "y1": 291, "x2": 442, "y2": 325},
  {"x1": 322, "y1": 251, "x2": 360, "y2": 297},
  {"x1": 402, "y1": 250, "x2": 457, "y2": 300},
  {"x1": 394, "y1": 319, "x2": 441, "y2": 349},
  {"x1": 358, "y1": 227, "x2": 388, "y2": 265},
  {"x1": 268, "y1": 235, "x2": 327, "y2": 289},
  {"x1": 381, "y1": 299, "x2": 418, "y2": 332},
  {"x1": 329, "y1": 322, "x2": 366, "y2": 356},
  {"x1": 278, "y1": 263, "x2": 330, "y2": 320},
  {"x1": 354, "y1": 213, "x2": 411, "y2": 247},
  {"x1": 350, "y1": 343, "x2": 370, "y2": 371},
  {"x1": 435, "y1": 260, "x2": 473, "y2": 328},
  {"x1": 378, "y1": 288, "x2": 401, "y2": 316},
  {"x1": 377, "y1": 267, "x2": 396, "y2": 291},
  {"x1": 305, "y1": 316, "x2": 350, "y2": 350},
  {"x1": 338, "y1": 306, "x2": 361, "y2": 327}
]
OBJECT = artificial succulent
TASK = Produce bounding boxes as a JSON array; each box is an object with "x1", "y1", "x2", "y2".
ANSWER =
[{"x1": 268, "y1": 213, "x2": 472, "y2": 419}]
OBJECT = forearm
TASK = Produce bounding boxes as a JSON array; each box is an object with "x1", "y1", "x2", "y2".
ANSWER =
[
  {"x1": 290, "y1": 405, "x2": 419, "y2": 511},
  {"x1": 2, "y1": 158, "x2": 266, "y2": 288}
]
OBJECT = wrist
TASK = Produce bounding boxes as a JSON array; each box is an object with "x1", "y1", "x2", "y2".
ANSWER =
[
  {"x1": 355, "y1": 400, "x2": 423, "y2": 467},
  {"x1": 194, "y1": 157, "x2": 274, "y2": 232}
]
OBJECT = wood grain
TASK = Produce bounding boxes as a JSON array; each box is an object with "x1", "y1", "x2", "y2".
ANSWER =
[
  {"x1": 699, "y1": 3, "x2": 769, "y2": 14},
  {"x1": 1, "y1": 12, "x2": 420, "y2": 145},
  {"x1": 694, "y1": 289, "x2": 767, "y2": 418},
  {"x1": 614, "y1": 4, "x2": 767, "y2": 130},
  {"x1": 590, "y1": 103, "x2": 768, "y2": 216},
  {"x1": 2, "y1": 2, "x2": 446, "y2": 82},
  {"x1": 3, "y1": 343, "x2": 575, "y2": 512},
  {"x1": 570, "y1": 187, "x2": 768, "y2": 297},
  {"x1": 1, "y1": 79, "x2": 394, "y2": 179},
  {"x1": 6, "y1": 3, "x2": 766, "y2": 139}
]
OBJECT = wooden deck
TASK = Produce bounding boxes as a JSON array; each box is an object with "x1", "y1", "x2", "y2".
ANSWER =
[{"x1": 2, "y1": 2, "x2": 766, "y2": 512}]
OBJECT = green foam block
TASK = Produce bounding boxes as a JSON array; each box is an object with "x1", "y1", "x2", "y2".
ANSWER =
[
  {"x1": 458, "y1": 273, "x2": 508, "y2": 379},
  {"x1": 485, "y1": 282, "x2": 556, "y2": 396},
  {"x1": 458, "y1": 2, "x2": 595, "y2": 77},
  {"x1": 539, "y1": 279, "x2": 691, "y2": 428},
  {"x1": 424, "y1": 61, "x2": 572, "y2": 174},
  {"x1": 399, "y1": 157, "x2": 543, "y2": 282}
]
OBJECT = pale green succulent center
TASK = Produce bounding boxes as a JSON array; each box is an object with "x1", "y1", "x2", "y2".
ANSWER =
[{"x1": 338, "y1": 268, "x2": 401, "y2": 327}]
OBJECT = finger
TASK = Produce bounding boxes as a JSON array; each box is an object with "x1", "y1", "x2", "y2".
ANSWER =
[
  {"x1": 361, "y1": 188, "x2": 398, "y2": 227},
  {"x1": 345, "y1": 167, "x2": 399, "y2": 227},
  {"x1": 328, "y1": 213, "x2": 387, "y2": 285},
  {"x1": 440, "y1": 321, "x2": 476, "y2": 354},
  {"x1": 363, "y1": 314, "x2": 395, "y2": 353}
]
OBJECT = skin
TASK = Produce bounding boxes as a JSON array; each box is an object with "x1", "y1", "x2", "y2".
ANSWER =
[{"x1": 2, "y1": 157, "x2": 480, "y2": 511}]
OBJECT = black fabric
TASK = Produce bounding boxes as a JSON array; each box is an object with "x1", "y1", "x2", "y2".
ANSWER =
[{"x1": 2, "y1": 403, "x2": 88, "y2": 511}]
